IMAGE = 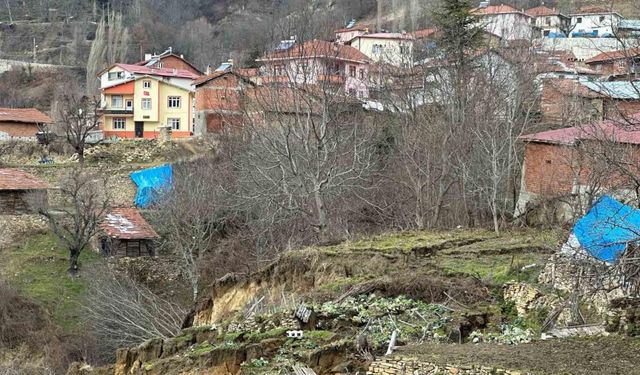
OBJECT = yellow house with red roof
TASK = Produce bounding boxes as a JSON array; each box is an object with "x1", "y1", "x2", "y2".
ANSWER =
[{"x1": 98, "y1": 63, "x2": 200, "y2": 139}]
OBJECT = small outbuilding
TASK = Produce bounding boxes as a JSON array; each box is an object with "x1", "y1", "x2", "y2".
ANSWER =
[
  {"x1": 0, "y1": 108, "x2": 53, "y2": 140},
  {"x1": 0, "y1": 169, "x2": 48, "y2": 215},
  {"x1": 99, "y1": 207, "x2": 159, "y2": 257}
]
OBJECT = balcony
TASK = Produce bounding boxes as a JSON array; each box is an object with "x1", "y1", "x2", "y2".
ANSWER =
[
  {"x1": 318, "y1": 74, "x2": 345, "y2": 84},
  {"x1": 101, "y1": 107, "x2": 134, "y2": 116}
]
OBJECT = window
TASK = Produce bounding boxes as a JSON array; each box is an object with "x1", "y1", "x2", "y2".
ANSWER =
[
  {"x1": 273, "y1": 64, "x2": 285, "y2": 76},
  {"x1": 111, "y1": 95, "x2": 123, "y2": 108},
  {"x1": 125, "y1": 99, "x2": 133, "y2": 110},
  {"x1": 168, "y1": 96, "x2": 181, "y2": 108},
  {"x1": 143, "y1": 80, "x2": 151, "y2": 89},
  {"x1": 348, "y1": 88, "x2": 356, "y2": 95},
  {"x1": 545, "y1": 17, "x2": 551, "y2": 26},
  {"x1": 372, "y1": 44, "x2": 383, "y2": 54},
  {"x1": 400, "y1": 45, "x2": 409, "y2": 54},
  {"x1": 108, "y1": 71, "x2": 125, "y2": 80},
  {"x1": 168, "y1": 118, "x2": 180, "y2": 130},
  {"x1": 113, "y1": 118, "x2": 126, "y2": 130},
  {"x1": 358, "y1": 68, "x2": 365, "y2": 80},
  {"x1": 349, "y1": 65, "x2": 356, "y2": 77},
  {"x1": 543, "y1": 30, "x2": 551, "y2": 37},
  {"x1": 142, "y1": 98, "x2": 152, "y2": 110},
  {"x1": 576, "y1": 17, "x2": 582, "y2": 23},
  {"x1": 599, "y1": 16, "x2": 605, "y2": 22},
  {"x1": 297, "y1": 63, "x2": 307, "y2": 75}
]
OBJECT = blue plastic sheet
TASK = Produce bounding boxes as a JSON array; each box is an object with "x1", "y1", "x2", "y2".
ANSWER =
[
  {"x1": 573, "y1": 196, "x2": 640, "y2": 262},
  {"x1": 130, "y1": 164, "x2": 173, "y2": 208}
]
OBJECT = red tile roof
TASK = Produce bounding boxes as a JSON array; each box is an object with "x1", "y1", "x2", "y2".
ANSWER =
[
  {"x1": 352, "y1": 32, "x2": 415, "y2": 40},
  {"x1": 525, "y1": 6, "x2": 560, "y2": 16},
  {"x1": 101, "y1": 207, "x2": 159, "y2": 240},
  {"x1": 520, "y1": 114, "x2": 640, "y2": 146},
  {"x1": 135, "y1": 53, "x2": 203, "y2": 75},
  {"x1": 113, "y1": 63, "x2": 200, "y2": 79},
  {"x1": 0, "y1": 169, "x2": 48, "y2": 190},
  {"x1": 585, "y1": 48, "x2": 640, "y2": 64},
  {"x1": 0, "y1": 108, "x2": 52, "y2": 124},
  {"x1": 473, "y1": 4, "x2": 522, "y2": 15},
  {"x1": 259, "y1": 40, "x2": 372, "y2": 63},
  {"x1": 413, "y1": 28, "x2": 437, "y2": 39}
]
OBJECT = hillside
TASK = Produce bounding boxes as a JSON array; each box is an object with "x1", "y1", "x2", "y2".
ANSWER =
[{"x1": 70, "y1": 228, "x2": 640, "y2": 374}]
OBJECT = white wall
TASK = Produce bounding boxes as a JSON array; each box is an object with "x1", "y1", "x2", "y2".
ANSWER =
[
  {"x1": 569, "y1": 13, "x2": 622, "y2": 37},
  {"x1": 479, "y1": 13, "x2": 534, "y2": 40}
]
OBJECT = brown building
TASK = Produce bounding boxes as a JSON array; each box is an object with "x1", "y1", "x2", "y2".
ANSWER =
[
  {"x1": 0, "y1": 108, "x2": 53, "y2": 139},
  {"x1": 585, "y1": 48, "x2": 640, "y2": 78},
  {"x1": 99, "y1": 208, "x2": 159, "y2": 257},
  {"x1": 515, "y1": 116, "x2": 640, "y2": 218},
  {"x1": 540, "y1": 79, "x2": 640, "y2": 125},
  {"x1": 0, "y1": 169, "x2": 48, "y2": 215},
  {"x1": 136, "y1": 49, "x2": 203, "y2": 77},
  {"x1": 193, "y1": 70, "x2": 255, "y2": 134}
]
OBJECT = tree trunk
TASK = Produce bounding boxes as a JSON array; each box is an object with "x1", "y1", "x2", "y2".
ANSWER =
[
  {"x1": 314, "y1": 189, "x2": 327, "y2": 241},
  {"x1": 77, "y1": 147, "x2": 85, "y2": 165},
  {"x1": 69, "y1": 248, "x2": 81, "y2": 275}
]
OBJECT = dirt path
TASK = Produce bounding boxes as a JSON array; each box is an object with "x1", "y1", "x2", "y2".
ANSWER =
[{"x1": 402, "y1": 336, "x2": 640, "y2": 374}]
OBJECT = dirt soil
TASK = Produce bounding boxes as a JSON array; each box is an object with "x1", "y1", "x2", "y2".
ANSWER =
[{"x1": 402, "y1": 336, "x2": 640, "y2": 375}]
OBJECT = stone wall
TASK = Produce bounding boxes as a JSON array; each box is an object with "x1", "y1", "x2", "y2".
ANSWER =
[{"x1": 367, "y1": 356, "x2": 528, "y2": 375}]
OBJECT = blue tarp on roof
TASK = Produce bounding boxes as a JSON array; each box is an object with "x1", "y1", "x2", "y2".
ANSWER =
[
  {"x1": 130, "y1": 164, "x2": 173, "y2": 208},
  {"x1": 573, "y1": 196, "x2": 640, "y2": 262}
]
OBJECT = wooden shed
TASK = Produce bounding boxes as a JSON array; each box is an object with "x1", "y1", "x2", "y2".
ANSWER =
[
  {"x1": 0, "y1": 169, "x2": 48, "y2": 215},
  {"x1": 99, "y1": 208, "x2": 159, "y2": 257}
]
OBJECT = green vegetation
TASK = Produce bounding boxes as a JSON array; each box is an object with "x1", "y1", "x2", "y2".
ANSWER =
[{"x1": 0, "y1": 233, "x2": 101, "y2": 332}]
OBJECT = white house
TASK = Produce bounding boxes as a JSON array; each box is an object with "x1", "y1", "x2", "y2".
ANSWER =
[
  {"x1": 569, "y1": 7, "x2": 623, "y2": 38},
  {"x1": 526, "y1": 6, "x2": 571, "y2": 38},
  {"x1": 348, "y1": 33, "x2": 414, "y2": 67},
  {"x1": 473, "y1": 4, "x2": 537, "y2": 41}
]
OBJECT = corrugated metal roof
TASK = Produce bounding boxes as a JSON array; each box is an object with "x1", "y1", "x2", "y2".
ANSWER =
[
  {"x1": 580, "y1": 81, "x2": 640, "y2": 100},
  {"x1": 619, "y1": 20, "x2": 640, "y2": 30}
]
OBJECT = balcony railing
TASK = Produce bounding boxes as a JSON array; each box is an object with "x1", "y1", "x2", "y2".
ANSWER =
[
  {"x1": 318, "y1": 74, "x2": 345, "y2": 84},
  {"x1": 101, "y1": 108, "x2": 134, "y2": 115}
]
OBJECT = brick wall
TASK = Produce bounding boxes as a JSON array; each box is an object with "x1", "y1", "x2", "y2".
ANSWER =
[
  {"x1": 367, "y1": 356, "x2": 528, "y2": 375},
  {"x1": 157, "y1": 55, "x2": 201, "y2": 76},
  {"x1": 523, "y1": 142, "x2": 576, "y2": 196},
  {"x1": 0, "y1": 121, "x2": 40, "y2": 137}
]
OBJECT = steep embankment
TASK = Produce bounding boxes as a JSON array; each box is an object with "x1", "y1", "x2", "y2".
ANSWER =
[{"x1": 85, "y1": 229, "x2": 565, "y2": 375}]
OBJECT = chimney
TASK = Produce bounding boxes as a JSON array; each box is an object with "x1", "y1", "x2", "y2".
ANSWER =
[
  {"x1": 206, "y1": 64, "x2": 212, "y2": 75},
  {"x1": 168, "y1": 46, "x2": 173, "y2": 53},
  {"x1": 144, "y1": 53, "x2": 152, "y2": 60},
  {"x1": 180, "y1": 54, "x2": 184, "y2": 59}
]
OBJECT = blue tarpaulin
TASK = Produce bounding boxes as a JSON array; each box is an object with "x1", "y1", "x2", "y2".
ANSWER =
[
  {"x1": 130, "y1": 164, "x2": 173, "y2": 208},
  {"x1": 573, "y1": 196, "x2": 640, "y2": 262}
]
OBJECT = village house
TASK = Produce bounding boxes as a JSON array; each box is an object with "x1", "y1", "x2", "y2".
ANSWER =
[
  {"x1": 99, "y1": 207, "x2": 159, "y2": 257},
  {"x1": 136, "y1": 47, "x2": 204, "y2": 76},
  {"x1": 193, "y1": 69, "x2": 255, "y2": 135},
  {"x1": 348, "y1": 32, "x2": 414, "y2": 67},
  {"x1": 472, "y1": 4, "x2": 537, "y2": 41},
  {"x1": 525, "y1": 5, "x2": 570, "y2": 38},
  {"x1": 98, "y1": 64, "x2": 198, "y2": 138},
  {"x1": 0, "y1": 108, "x2": 52, "y2": 140},
  {"x1": 584, "y1": 48, "x2": 640, "y2": 78},
  {"x1": 568, "y1": 6, "x2": 623, "y2": 37},
  {"x1": 539, "y1": 79, "x2": 640, "y2": 125},
  {"x1": 0, "y1": 169, "x2": 48, "y2": 215},
  {"x1": 515, "y1": 115, "x2": 640, "y2": 219},
  {"x1": 335, "y1": 23, "x2": 370, "y2": 44},
  {"x1": 256, "y1": 39, "x2": 372, "y2": 99},
  {"x1": 617, "y1": 20, "x2": 640, "y2": 38}
]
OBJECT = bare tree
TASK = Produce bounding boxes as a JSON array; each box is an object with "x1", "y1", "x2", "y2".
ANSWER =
[
  {"x1": 57, "y1": 92, "x2": 101, "y2": 165},
  {"x1": 84, "y1": 267, "x2": 186, "y2": 357},
  {"x1": 40, "y1": 168, "x2": 109, "y2": 274},
  {"x1": 86, "y1": 11, "x2": 130, "y2": 95}
]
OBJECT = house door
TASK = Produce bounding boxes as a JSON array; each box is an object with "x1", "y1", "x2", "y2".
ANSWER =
[{"x1": 134, "y1": 121, "x2": 144, "y2": 138}]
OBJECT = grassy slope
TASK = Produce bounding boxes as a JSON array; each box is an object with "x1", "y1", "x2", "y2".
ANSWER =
[{"x1": 0, "y1": 233, "x2": 101, "y2": 333}]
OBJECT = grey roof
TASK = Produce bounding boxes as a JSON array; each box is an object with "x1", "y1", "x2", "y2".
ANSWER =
[
  {"x1": 619, "y1": 20, "x2": 640, "y2": 30},
  {"x1": 580, "y1": 81, "x2": 640, "y2": 100}
]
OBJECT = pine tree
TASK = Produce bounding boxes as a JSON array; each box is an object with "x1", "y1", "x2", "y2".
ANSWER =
[{"x1": 432, "y1": 0, "x2": 483, "y2": 66}]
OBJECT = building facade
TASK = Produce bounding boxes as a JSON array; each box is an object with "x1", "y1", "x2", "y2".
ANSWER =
[
  {"x1": 98, "y1": 64, "x2": 198, "y2": 139},
  {"x1": 473, "y1": 5, "x2": 536, "y2": 41},
  {"x1": 569, "y1": 8, "x2": 623, "y2": 37},
  {"x1": 348, "y1": 33, "x2": 414, "y2": 67},
  {"x1": 257, "y1": 40, "x2": 371, "y2": 99},
  {"x1": 526, "y1": 6, "x2": 570, "y2": 37}
]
